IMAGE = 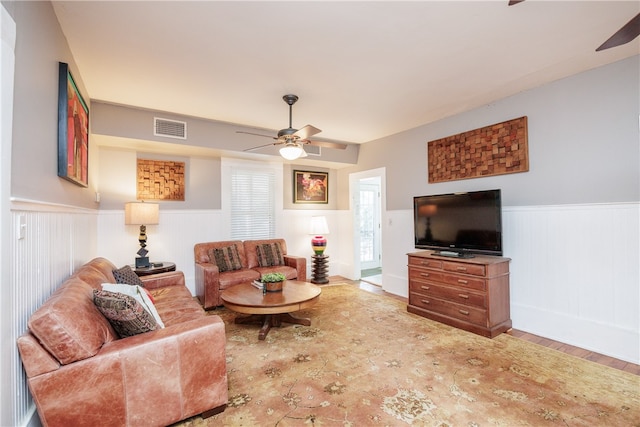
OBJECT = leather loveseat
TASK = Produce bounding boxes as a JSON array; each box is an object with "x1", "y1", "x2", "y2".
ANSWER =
[
  {"x1": 194, "y1": 238, "x2": 306, "y2": 309},
  {"x1": 17, "y1": 257, "x2": 228, "y2": 427}
]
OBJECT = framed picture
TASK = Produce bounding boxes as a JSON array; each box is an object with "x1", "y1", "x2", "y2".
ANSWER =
[
  {"x1": 57, "y1": 62, "x2": 89, "y2": 187},
  {"x1": 293, "y1": 170, "x2": 328, "y2": 204}
]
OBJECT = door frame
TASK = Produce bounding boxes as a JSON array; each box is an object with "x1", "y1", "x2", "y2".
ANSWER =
[
  {"x1": 349, "y1": 167, "x2": 386, "y2": 280},
  {"x1": 358, "y1": 178, "x2": 381, "y2": 271}
]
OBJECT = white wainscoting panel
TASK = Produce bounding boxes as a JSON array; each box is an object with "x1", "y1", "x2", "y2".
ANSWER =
[
  {"x1": 10, "y1": 200, "x2": 97, "y2": 427},
  {"x1": 97, "y1": 209, "x2": 225, "y2": 295},
  {"x1": 503, "y1": 202, "x2": 639, "y2": 364},
  {"x1": 381, "y1": 209, "x2": 415, "y2": 298}
]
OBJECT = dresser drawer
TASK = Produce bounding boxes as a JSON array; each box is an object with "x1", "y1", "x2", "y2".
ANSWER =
[
  {"x1": 440, "y1": 274, "x2": 486, "y2": 291},
  {"x1": 408, "y1": 268, "x2": 445, "y2": 283},
  {"x1": 409, "y1": 293, "x2": 487, "y2": 326},
  {"x1": 411, "y1": 282, "x2": 486, "y2": 308},
  {"x1": 409, "y1": 257, "x2": 443, "y2": 269},
  {"x1": 442, "y1": 261, "x2": 486, "y2": 277}
]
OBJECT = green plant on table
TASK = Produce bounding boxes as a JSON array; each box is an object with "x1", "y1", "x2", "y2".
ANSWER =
[{"x1": 261, "y1": 272, "x2": 286, "y2": 283}]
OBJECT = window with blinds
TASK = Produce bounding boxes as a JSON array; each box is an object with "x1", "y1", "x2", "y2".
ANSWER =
[{"x1": 230, "y1": 165, "x2": 276, "y2": 240}]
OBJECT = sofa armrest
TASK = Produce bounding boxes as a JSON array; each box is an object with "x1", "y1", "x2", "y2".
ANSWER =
[
  {"x1": 139, "y1": 270, "x2": 185, "y2": 290},
  {"x1": 17, "y1": 333, "x2": 61, "y2": 377},
  {"x1": 28, "y1": 316, "x2": 228, "y2": 427},
  {"x1": 284, "y1": 255, "x2": 307, "y2": 282},
  {"x1": 194, "y1": 263, "x2": 220, "y2": 310}
]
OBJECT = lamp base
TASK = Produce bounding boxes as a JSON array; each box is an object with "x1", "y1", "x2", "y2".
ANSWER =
[
  {"x1": 135, "y1": 257, "x2": 150, "y2": 268},
  {"x1": 311, "y1": 235, "x2": 327, "y2": 255}
]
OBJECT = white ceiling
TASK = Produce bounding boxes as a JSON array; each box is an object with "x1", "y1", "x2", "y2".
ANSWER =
[{"x1": 52, "y1": 1, "x2": 639, "y2": 145}]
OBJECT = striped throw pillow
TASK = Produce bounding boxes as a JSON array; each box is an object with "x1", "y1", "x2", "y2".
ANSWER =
[
  {"x1": 256, "y1": 243, "x2": 285, "y2": 267},
  {"x1": 208, "y1": 245, "x2": 242, "y2": 272}
]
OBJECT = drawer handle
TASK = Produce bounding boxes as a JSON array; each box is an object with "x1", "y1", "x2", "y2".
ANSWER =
[
  {"x1": 459, "y1": 309, "x2": 470, "y2": 315},
  {"x1": 456, "y1": 267, "x2": 467, "y2": 271},
  {"x1": 458, "y1": 294, "x2": 469, "y2": 299},
  {"x1": 421, "y1": 299, "x2": 430, "y2": 305},
  {"x1": 458, "y1": 279, "x2": 468, "y2": 284},
  {"x1": 420, "y1": 261, "x2": 430, "y2": 266},
  {"x1": 420, "y1": 273, "x2": 430, "y2": 277},
  {"x1": 420, "y1": 285, "x2": 430, "y2": 291}
]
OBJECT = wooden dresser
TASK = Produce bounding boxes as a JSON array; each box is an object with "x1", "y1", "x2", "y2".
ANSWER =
[{"x1": 407, "y1": 251, "x2": 511, "y2": 338}]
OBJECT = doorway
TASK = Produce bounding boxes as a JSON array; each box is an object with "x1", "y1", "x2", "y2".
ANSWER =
[
  {"x1": 359, "y1": 177, "x2": 381, "y2": 282},
  {"x1": 349, "y1": 168, "x2": 385, "y2": 286}
]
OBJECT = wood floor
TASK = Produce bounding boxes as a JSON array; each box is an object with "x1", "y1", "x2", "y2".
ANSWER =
[{"x1": 333, "y1": 276, "x2": 640, "y2": 376}]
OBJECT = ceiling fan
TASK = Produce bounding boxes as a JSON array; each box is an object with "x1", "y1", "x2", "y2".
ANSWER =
[
  {"x1": 508, "y1": 1, "x2": 640, "y2": 52},
  {"x1": 238, "y1": 94, "x2": 347, "y2": 160}
]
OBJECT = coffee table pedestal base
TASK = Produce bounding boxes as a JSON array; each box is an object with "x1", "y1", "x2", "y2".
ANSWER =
[{"x1": 234, "y1": 312, "x2": 311, "y2": 340}]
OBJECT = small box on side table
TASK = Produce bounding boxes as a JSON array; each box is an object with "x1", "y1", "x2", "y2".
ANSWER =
[{"x1": 131, "y1": 261, "x2": 176, "y2": 277}]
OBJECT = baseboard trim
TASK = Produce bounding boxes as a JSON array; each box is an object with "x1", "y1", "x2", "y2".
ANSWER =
[{"x1": 512, "y1": 302, "x2": 639, "y2": 364}]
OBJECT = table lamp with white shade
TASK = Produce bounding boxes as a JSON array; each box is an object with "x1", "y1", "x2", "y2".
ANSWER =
[{"x1": 125, "y1": 201, "x2": 159, "y2": 268}]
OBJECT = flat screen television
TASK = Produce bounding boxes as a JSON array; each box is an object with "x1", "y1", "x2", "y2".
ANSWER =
[{"x1": 413, "y1": 189, "x2": 503, "y2": 258}]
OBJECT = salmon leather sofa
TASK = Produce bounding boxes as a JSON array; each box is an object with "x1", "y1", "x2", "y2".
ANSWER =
[
  {"x1": 17, "y1": 257, "x2": 228, "y2": 427},
  {"x1": 194, "y1": 238, "x2": 307, "y2": 309}
]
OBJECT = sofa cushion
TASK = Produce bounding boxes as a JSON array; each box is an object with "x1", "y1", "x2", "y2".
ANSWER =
[
  {"x1": 27, "y1": 278, "x2": 117, "y2": 365},
  {"x1": 93, "y1": 290, "x2": 159, "y2": 338},
  {"x1": 151, "y1": 285, "x2": 206, "y2": 326},
  {"x1": 252, "y1": 265, "x2": 298, "y2": 280},
  {"x1": 101, "y1": 283, "x2": 164, "y2": 328},
  {"x1": 256, "y1": 242, "x2": 285, "y2": 267},
  {"x1": 208, "y1": 245, "x2": 243, "y2": 272},
  {"x1": 112, "y1": 265, "x2": 144, "y2": 287},
  {"x1": 194, "y1": 240, "x2": 245, "y2": 265},
  {"x1": 218, "y1": 269, "x2": 261, "y2": 291}
]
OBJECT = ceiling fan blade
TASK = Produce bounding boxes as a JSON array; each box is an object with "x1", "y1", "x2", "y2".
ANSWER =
[
  {"x1": 305, "y1": 140, "x2": 348, "y2": 150},
  {"x1": 508, "y1": 0, "x2": 524, "y2": 5},
  {"x1": 243, "y1": 141, "x2": 283, "y2": 152},
  {"x1": 293, "y1": 125, "x2": 321, "y2": 140},
  {"x1": 236, "y1": 130, "x2": 277, "y2": 140},
  {"x1": 596, "y1": 13, "x2": 640, "y2": 51}
]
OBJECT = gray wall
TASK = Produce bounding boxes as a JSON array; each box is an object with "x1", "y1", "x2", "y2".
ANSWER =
[
  {"x1": 93, "y1": 101, "x2": 344, "y2": 210},
  {"x1": 3, "y1": 2, "x2": 97, "y2": 426},
  {"x1": 97, "y1": 147, "x2": 222, "y2": 210},
  {"x1": 97, "y1": 148, "x2": 338, "y2": 211},
  {"x1": 6, "y1": 0, "x2": 98, "y2": 209},
  {"x1": 338, "y1": 55, "x2": 640, "y2": 210}
]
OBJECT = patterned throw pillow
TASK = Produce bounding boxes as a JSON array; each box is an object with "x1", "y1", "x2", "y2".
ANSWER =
[
  {"x1": 256, "y1": 243, "x2": 285, "y2": 267},
  {"x1": 208, "y1": 245, "x2": 242, "y2": 272},
  {"x1": 101, "y1": 283, "x2": 164, "y2": 328},
  {"x1": 93, "y1": 290, "x2": 158, "y2": 338},
  {"x1": 112, "y1": 265, "x2": 144, "y2": 287}
]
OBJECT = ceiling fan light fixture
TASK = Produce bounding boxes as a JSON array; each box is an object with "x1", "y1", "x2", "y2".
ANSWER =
[{"x1": 279, "y1": 143, "x2": 304, "y2": 160}]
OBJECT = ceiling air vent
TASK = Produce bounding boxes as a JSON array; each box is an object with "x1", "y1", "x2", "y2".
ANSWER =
[
  {"x1": 154, "y1": 117, "x2": 187, "y2": 140},
  {"x1": 303, "y1": 145, "x2": 321, "y2": 156}
]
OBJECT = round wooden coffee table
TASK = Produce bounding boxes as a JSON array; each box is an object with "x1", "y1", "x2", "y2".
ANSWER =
[{"x1": 221, "y1": 280, "x2": 321, "y2": 340}]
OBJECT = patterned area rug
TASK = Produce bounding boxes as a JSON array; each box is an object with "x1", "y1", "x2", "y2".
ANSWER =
[{"x1": 177, "y1": 284, "x2": 639, "y2": 426}]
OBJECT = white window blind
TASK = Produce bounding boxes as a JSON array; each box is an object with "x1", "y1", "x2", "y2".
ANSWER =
[{"x1": 230, "y1": 166, "x2": 275, "y2": 240}]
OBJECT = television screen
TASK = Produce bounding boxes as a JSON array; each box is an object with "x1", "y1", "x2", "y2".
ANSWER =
[{"x1": 413, "y1": 189, "x2": 502, "y2": 257}]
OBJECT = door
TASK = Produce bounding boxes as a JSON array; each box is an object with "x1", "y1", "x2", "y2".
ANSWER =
[{"x1": 358, "y1": 178, "x2": 381, "y2": 271}]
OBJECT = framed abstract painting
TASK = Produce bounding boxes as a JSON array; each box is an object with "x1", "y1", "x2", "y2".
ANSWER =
[
  {"x1": 293, "y1": 170, "x2": 328, "y2": 204},
  {"x1": 57, "y1": 62, "x2": 89, "y2": 187}
]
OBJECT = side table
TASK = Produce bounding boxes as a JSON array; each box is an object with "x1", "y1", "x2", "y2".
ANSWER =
[
  {"x1": 310, "y1": 255, "x2": 329, "y2": 284},
  {"x1": 130, "y1": 261, "x2": 176, "y2": 277}
]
